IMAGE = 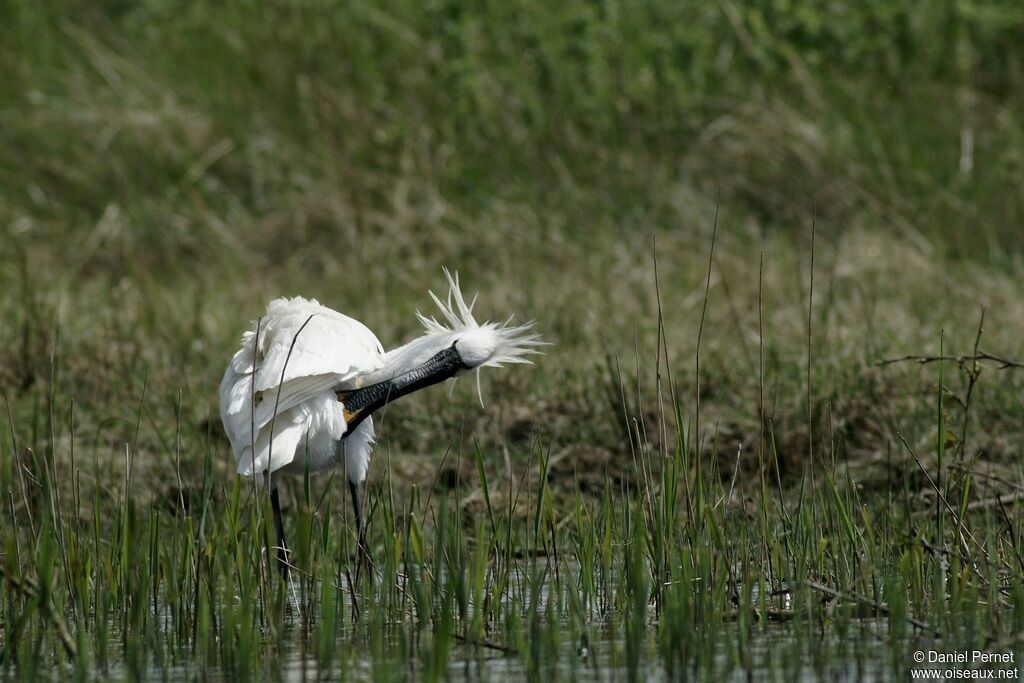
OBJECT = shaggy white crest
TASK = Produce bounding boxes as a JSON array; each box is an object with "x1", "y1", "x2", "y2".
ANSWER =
[
  {"x1": 421, "y1": 269, "x2": 545, "y2": 366},
  {"x1": 374, "y1": 269, "x2": 547, "y2": 404},
  {"x1": 419, "y1": 270, "x2": 548, "y2": 403}
]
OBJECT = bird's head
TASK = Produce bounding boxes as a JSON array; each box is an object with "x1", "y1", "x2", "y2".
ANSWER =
[
  {"x1": 451, "y1": 327, "x2": 504, "y2": 370},
  {"x1": 422, "y1": 269, "x2": 546, "y2": 388},
  {"x1": 338, "y1": 269, "x2": 547, "y2": 432}
]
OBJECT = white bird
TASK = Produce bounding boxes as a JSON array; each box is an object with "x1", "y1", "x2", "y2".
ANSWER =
[{"x1": 219, "y1": 270, "x2": 543, "y2": 574}]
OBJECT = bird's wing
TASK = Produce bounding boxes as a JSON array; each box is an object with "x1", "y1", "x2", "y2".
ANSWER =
[
  {"x1": 252, "y1": 297, "x2": 385, "y2": 391},
  {"x1": 220, "y1": 296, "x2": 385, "y2": 470},
  {"x1": 235, "y1": 393, "x2": 347, "y2": 477}
]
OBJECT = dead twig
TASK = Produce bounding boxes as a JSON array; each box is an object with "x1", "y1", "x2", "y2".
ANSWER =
[
  {"x1": 724, "y1": 608, "x2": 797, "y2": 623},
  {"x1": 878, "y1": 350, "x2": 1024, "y2": 370},
  {"x1": 947, "y1": 464, "x2": 1024, "y2": 493},
  {"x1": 804, "y1": 580, "x2": 933, "y2": 633},
  {"x1": 453, "y1": 633, "x2": 518, "y2": 655},
  {"x1": 964, "y1": 491, "x2": 1024, "y2": 513}
]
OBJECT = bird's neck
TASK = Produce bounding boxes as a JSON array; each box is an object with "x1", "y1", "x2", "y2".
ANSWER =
[{"x1": 339, "y1": 344, "x2": 469, "y2": 433}]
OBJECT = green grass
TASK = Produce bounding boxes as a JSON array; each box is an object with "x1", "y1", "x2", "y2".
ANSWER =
[
  {"x1": 2, "y1": 0, "x2": 1024, "y2": 679},
  {"x1": 2, "y1": 351, "x2": 1023, "y2": 679}
]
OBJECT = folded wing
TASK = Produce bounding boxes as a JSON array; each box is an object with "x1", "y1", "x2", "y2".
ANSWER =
[{"x1": 219, "y1": 296, "x2": 385, "y2": 476}]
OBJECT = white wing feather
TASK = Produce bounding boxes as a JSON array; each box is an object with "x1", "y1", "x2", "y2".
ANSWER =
[{"x1": 219, "y1": 296, "x2": 385, "y2": 476}]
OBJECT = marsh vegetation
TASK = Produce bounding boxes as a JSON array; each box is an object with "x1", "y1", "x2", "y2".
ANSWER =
[{"x1": 2, "y1": 1, "x2": 1024, "y2": 679}]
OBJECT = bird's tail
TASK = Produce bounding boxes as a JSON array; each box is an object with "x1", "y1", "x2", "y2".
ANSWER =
[{"x1": 368, "y1": 269, "x2": 545, "y2": 401}]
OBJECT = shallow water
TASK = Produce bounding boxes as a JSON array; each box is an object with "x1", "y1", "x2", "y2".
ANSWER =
[
  {"x1": 28, "y1": 561, "x2": 1018, "y2": 682},
  {"x1": 84, "y1": 606, "x2": 908, "y2": 682}
]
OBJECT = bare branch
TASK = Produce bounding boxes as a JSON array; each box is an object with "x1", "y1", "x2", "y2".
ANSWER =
[{"x1": 878, "y1": 350, "x2": 1024, "y2": 370}]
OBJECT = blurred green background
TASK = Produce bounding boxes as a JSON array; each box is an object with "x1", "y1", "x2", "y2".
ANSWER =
[{"x1": 1, "y1": 0, "x2": 1023, "y2": 504}]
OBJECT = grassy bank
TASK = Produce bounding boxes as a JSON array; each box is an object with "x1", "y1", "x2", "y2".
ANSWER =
[{"x1": 2, "y1": 0, "x2": 1024, "y2": 679}]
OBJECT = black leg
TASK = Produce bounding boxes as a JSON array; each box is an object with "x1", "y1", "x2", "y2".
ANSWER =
[
  {"x1": 270, "y1": 486, "x2": 289, "y2": 578},
  {"x1": 349, "y1": 479, "x2": 373, "y2": 578},
  {"x1": 349, "y1": 479, "x2": 363, "y2": 548}
]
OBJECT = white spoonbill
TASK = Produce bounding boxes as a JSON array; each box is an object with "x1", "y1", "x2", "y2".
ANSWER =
[{"x1": 219, "y1": 270, "x2": 543, "y2": 573}]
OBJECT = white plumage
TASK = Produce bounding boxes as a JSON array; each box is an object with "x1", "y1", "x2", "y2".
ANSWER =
[{"x1": 219, "y1": 270, "x2": 542, "y2": 491}]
